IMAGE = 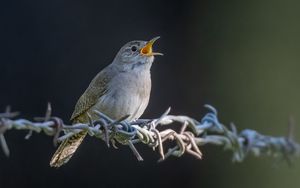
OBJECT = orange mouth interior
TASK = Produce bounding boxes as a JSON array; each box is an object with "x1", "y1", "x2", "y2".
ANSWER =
[
  {"x1": 140, "y1": 37, "x2": 163, "y2": 56},
  {"x1": 141, "y1": 42, "x2": 153, "y2": 56}
]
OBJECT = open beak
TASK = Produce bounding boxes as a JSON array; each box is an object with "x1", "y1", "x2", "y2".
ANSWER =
[{"x1": 140, "y1": 36, "x2": 163, "y2": 56}]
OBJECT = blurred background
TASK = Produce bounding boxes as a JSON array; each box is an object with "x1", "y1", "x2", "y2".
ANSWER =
[{"x1": 1, "y1": 0, "x2": 300, "y2": 187}]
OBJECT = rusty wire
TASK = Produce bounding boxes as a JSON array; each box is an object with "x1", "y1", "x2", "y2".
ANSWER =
[{"x1": 0, "y1": 104, "x2": 299, "y2": 164}]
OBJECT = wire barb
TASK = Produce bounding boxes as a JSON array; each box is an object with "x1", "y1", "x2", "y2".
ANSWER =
[{"x1": 0, "y1": 104, "x2": 299, "y2": 165}]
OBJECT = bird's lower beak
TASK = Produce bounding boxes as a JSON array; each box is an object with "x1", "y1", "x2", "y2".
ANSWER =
[{"x1": 140, "y1": 36, "x2": 163, "y2": 56}]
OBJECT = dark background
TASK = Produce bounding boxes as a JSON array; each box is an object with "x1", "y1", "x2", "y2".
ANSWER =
[{"x1": 1, "y1": 0, "x2": 300, "y2": 187}]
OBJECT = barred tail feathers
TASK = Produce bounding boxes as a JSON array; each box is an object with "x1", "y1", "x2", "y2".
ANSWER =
[{"x1": 50, "y1": 131, "x2": 87, "y2": 167}]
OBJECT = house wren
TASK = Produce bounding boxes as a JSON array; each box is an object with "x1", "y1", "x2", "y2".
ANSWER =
[{"x1": 50, "y1": 37, "x2": 162, "y2": 167}]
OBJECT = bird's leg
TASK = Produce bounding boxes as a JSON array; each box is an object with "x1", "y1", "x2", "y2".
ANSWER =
[{"x1": 93, "y1": 119, "x2": 111, "y2": 147}]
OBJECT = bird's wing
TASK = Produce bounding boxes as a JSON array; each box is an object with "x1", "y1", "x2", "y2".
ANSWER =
[{"x1": 70, "y1": 66, "x2": 114, "y2": 122}]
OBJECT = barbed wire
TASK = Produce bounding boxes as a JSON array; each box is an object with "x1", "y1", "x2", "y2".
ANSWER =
[{"x1": 0, "y1": 104, "x2": 299, "y2": 163}]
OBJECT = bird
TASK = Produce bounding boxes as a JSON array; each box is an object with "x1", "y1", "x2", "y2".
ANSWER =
[{"x1": 50, "y1": 37, "x2": 162, "y2": 167}]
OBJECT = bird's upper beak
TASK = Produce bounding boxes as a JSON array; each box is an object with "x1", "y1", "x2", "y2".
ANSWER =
[{"x1": 140, "y1": 36, "x2": 163, "y2": 56}]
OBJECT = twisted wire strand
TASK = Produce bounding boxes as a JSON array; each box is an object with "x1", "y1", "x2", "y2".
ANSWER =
[{"x1": 0, "y1": 104, "x2": 299, "y2": 164}]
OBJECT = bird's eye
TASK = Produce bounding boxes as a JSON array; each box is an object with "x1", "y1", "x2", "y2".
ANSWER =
[{"x1": 131, "y1": 46, "x2": 137, "y2": 52}]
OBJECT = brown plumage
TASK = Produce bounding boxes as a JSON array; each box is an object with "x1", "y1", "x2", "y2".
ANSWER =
[
  {"x1": 50, "y1": 67, "x2": 112, "y2": 167},
  {"x1": 49, "y1": 37, "x2": 162, "y2": 167}
]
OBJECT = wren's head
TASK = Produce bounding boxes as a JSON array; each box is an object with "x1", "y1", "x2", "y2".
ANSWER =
[{"x1": 113, "y1": 36, "x2": 163, "y2": 71}]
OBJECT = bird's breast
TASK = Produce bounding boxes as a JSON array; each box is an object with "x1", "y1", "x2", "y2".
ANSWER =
[{"x1": 92, "y1": 71, "x2": 151, "y2": 121}]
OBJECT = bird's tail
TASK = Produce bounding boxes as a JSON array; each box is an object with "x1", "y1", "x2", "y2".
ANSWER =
[{"x1": 50, "y1": 131, "x2": 87, "y2": 167}]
